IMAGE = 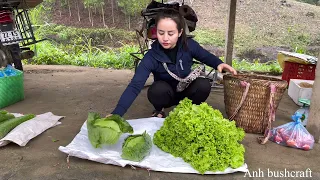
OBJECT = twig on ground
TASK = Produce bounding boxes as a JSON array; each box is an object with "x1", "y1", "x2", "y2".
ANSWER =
[
  {"x1": 130, "y1": 164, "x2": 136, "y2": 170},
  {"x1": 67, "y1": 155, "x2": 70, "y2": 169}
]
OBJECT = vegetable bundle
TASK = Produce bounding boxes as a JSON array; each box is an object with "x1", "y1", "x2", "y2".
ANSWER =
[
  {"x1": 87, "y1": 112, "x2": 133, "y2": 148},
  {"x1": 0, "y1": 110, "x2": 15, "y2": 123},
  {"x1": 121, "y1": 131, "x2": 152, "y2": 162},
  {"x1": 153, "y1": 98, "x2": 245, "y2": 174},
  {"x1": 0, "y1": 111, "x2": 35, "y2": 139}
]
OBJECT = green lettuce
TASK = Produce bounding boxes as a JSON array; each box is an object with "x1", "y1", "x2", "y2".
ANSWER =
[
  {"x1": 87, "y1": 112, "x2": 133, "y2": 148},
  {"x1": 153, "y1": 98, "x2": 245, "y2": 174},
  {"x1": 121, "y1": 131, "x2": 152, "y2": 162}
]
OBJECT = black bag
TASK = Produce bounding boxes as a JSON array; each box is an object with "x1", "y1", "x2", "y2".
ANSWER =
[{"x1": 144, "y1": 1, "x2": 198, "y2": 32}]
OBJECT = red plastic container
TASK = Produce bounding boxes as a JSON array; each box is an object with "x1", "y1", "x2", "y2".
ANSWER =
[
  {"x1": 282, "y1": 61, "x2": 316, "y2": 83},
  {"x1": 0, "y1": 10, "x2": 13, "y2": 23}
]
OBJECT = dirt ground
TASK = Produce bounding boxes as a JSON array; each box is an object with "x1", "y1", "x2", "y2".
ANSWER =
[{"x1": 0, "y1": 65, "x2": 319, "y2": 180}]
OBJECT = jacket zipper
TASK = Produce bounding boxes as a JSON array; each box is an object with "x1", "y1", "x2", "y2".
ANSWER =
[
  {"x1": 175, "y1": 51, "x2": 183, "y2": 77},
  {"x1": 179, "y1": 59, "x2": 184, "y2": 71}
]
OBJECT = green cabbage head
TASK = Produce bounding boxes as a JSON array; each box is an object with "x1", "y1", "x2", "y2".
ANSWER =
[
  {"x1": 87, "y1": 112, "x2": 133, "y2": 148},
  {"x1": 121, "y1": 131, "x2": 152, "y2": 162}
]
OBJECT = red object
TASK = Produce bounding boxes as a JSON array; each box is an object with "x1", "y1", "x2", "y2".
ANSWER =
[
  {"x1": 0, "y1": 10, "x2": 13, "y2": 23},
  {"x1": 302, "y1": 144, "x2": 310, "y2": 151},
  {"x1": 147, "y1": 26, "x2": 157, "y2": 40},
  {"x1": 281, "y1": 61, "x2": 316, "y2": 83},
  {"x1": 275, "y1": 135, "x2": 283, "y2": 144}
]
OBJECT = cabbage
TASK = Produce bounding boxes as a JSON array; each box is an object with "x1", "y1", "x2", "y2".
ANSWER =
[
  {"x1": 87, "y1": 112, "x2": 133, "y2": 148},
  {"x1": 121, "y1": 131, "x2": 152, "y2": 162},
  {"x1": 153, "y1": 98, "x2": 245, "y2": 174}
]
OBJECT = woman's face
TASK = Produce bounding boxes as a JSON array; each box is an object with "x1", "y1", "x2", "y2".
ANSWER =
[{"x1": 157, "y1": 18, "x2": 182, "y2": 49}]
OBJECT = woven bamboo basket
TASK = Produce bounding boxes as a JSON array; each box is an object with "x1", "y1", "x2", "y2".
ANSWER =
[
  {"x1": 0, "y1": 70, "x2": 24, "y2": 109},
  {"x1": 223, "y1": 74, "x2": 288, "y2": 134}
]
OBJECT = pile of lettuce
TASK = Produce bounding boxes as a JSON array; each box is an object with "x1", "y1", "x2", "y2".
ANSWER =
[{"x1": 153, "y1": 98, "x2": 245, "y2": 174}]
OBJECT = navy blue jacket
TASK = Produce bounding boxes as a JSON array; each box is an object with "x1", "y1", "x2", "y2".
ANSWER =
[{"x1": 112, "y1": 38, "x2": 224, "y2": 116}]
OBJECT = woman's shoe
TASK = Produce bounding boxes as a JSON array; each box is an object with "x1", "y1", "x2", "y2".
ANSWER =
[{"x1": 151, "y1": 110, "x2": 166, "y2": 118}]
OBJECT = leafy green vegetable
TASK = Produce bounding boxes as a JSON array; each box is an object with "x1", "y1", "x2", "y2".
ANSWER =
[
  {"x1": 0, "y1": 114, "x2": 35, "y2": 139},
  {"x1": 153, "y1": 98, "x2": 245, "y2": 174},
  {"x1": 121, "y1": 131, "x2": 152, "y2": 162},
  {"x1": 87, "y1": 112, "x2": 133, "y2": 148},
  {"x1": 0, "y1": 110, "x2": 8, "y2": 115},
  {"x1": 0, "y1": 112, "x2": 15, "y2": 123}
]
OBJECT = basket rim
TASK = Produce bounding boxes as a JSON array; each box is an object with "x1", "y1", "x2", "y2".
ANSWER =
[{"x1": 223, "y1": 73, "x2": 287, "y2": 84}]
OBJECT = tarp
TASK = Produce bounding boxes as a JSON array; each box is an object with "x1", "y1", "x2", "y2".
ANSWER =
[
  {"x1": 0, "y1": 112, "x2": 64, "y2": 147},
  {"x1": 59, "y1": 117, "x2": 248, "y2": 175}
]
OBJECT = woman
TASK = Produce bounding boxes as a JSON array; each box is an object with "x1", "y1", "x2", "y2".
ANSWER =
[{"x1": 109, "y1": 10, "x2": 237, "y2": 118}]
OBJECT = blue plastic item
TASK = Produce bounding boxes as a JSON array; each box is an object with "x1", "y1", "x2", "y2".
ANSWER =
[
  {"x1": 295, "y1": 98, "x2": 310, "y2": 127},
  {"x1": 0, "y1": 70, "x2": 4, "y2": 78},
  {"x1": 3, "y1": 65, "x2": 17, "y2": 77}
]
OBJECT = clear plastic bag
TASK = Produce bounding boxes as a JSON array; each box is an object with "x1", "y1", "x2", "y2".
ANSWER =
[{"x1": 269, "y1": 112, "x2": 315, "y2": 151}]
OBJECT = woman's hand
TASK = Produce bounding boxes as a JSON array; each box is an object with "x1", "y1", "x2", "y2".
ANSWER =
[
  {"x1": 105, "y1": 114, "x2": 113, "y2": 118},
  {"x1": 217, "y1": 63, "x2": 237, "y2": 75}
]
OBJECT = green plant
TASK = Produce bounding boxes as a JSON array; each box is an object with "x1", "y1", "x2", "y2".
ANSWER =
[
  {"x1": 29, "y1": 0, "x2": 55, "y2": 25},
  {"x1": 28, "y1": 40, "x2": 139, "y2": 69}
]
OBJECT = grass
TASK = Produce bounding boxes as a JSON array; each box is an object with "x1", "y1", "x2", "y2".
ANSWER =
[
  {"x1": 35, "y1": 24, "x2": 136, "y2": 48},
  {"x1": 193, "y1": 26, "x2": 317, "y2": 55},
  {"x1": 26, "y1": 36, "x2": 282, "y2": 74},
  {"x1": 28, "y1": 40, "x2": 140, "y2": 69},
  {"x1": 232, "y1": 60, "x2": 282, "y2": 74},
  {"x1": 192, "y1": 29, "x2": 225, "y2": 47}
]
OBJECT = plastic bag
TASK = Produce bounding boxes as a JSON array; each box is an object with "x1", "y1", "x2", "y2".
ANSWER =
[
  {"x1": 3, "y1": 65, "x2": 17, "y2": 76},
  {"x1": 0, "y1": 70, "x2": 4, "y2": 78},
  {"x1": 269, "y1": 112, "x2": 314, "y2": 151}
]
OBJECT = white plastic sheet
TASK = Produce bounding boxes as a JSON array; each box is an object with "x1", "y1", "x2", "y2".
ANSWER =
[
  {"x1": 58, "y1": 117, "x2": 248, "y2": 174},
  {"x1": 0, "y1": 112, "x2": 64, "y2": 147}
]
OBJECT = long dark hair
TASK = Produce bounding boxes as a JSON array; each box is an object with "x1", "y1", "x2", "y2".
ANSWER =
[{"x1": 155, "y1": 9, "x2": 188, "y2": 50}]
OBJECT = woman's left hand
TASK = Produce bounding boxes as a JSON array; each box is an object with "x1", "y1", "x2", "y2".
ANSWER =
[{"x1": 217, "y1": 63, "x2": 237, "y2": 75}]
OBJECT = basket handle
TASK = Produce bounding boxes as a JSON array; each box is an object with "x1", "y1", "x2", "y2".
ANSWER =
[
  {"x1": 229, "y1": 81, "x2": 251, "y2": 120},
  {"x1": 258, "y1": 84, "x2": 276, "y2": 144}
]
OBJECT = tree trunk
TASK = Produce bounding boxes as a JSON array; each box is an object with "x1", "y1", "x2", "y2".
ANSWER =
[
  {"x1": 59, "y1": 0, "x2": 62, "y2": 17},
  {"x1": 116, "y1": 0, "x2": 118, "y2": 11},
  {"x1": 88, "y1": 8, "x2": 91, "y2": 23},
  {"x1": 102, "y1": 5, "x2": 106, "y2": 27},
  {"x1": 67, "y1": 0, "x2": 71, "y2": 17},
  {"x1": 128, "y1": 15, "x2": 131, "y2": 29},
  {"x1": 76, "y1": 0, "x2": 81, "y2": 21},
  {"x1": 91, "y1": 9, "x2": 94, "y2": 27},
  {"x1": 111, "y1": 0, "x2": 115, "y2": 24}
]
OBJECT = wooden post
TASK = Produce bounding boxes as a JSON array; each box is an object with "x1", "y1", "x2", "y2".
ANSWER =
[
  {"x1": 306, "y1": 52, "x2": 320, "y2": 143},
  {"x1": 225, "y1": 0, "x2": 237, "y2": 66}
]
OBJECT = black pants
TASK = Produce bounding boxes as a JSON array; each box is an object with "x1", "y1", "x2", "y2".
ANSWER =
[{"x1": 147, "y1": 78, "x2": 212, "y2": 111}]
